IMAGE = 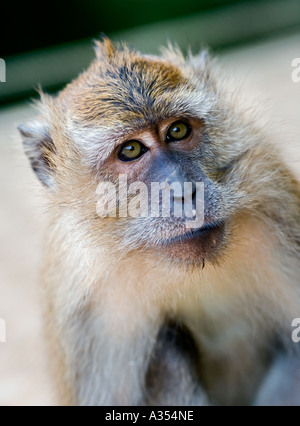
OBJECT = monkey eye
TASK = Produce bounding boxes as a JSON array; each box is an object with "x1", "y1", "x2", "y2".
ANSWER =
[
  {"x1": 118, "y1": 140, "x2": 148, "y2": 162},
  {"x1": 166, "y1": 121, "x2": 191, "y2": 142}
]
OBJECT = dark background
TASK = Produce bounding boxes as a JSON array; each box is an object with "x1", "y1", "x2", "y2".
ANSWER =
[
  {"x1": 1, "y1": 0, "x2": 300, "y2": 104},
  {"x1": 4, "y1": 0, "x2": 241, "y2": 56}
]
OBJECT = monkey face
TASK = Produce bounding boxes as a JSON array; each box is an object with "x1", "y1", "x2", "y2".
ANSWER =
[
  {"x1": 94, "y1": 116, "x2": 227, "y2": 264},
  {"x1": 19, "y1": 38, "x2": 251, "y2": 266}
]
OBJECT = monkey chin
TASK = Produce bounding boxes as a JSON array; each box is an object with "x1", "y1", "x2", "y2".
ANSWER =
[{"x1": 159, "y1": 222, "x2": 226, "y2": 265}]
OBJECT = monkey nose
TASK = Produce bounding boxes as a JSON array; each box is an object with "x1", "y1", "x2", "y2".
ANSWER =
[
  {"x1": 172, "y1": 182, "x2": 197, "y2": 204},
  {"x1": 170, "y1": 182, "x2": 198, "y2": 218}
]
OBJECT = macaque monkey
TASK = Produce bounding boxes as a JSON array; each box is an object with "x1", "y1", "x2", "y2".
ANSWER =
[{"x1": 19, "y1": 38, "x2": 300, "y2": 406}]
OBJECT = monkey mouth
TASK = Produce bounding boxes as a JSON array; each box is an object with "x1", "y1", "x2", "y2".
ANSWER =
[
  {"x1": 162, "y1": 222, "x2": 223, "y2": 245},
  {"x1": 158, "y1": 221, "x2": 225, "y2": 264}
]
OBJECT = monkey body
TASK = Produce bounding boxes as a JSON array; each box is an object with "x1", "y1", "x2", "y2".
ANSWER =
[
  {"x1": 44, "y1": 212, "x2": 300, "y2": 405},
  {"x1": 20, "y1": 39, "x2": 300, "y2": 405}
]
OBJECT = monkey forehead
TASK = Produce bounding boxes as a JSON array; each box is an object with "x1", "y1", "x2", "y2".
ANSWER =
[
  {"x1": 59, "y1": 55, "x2": 210, "y2": 126},
  {"x1": 57, "y1": 53, "x2": 216, "y2": 166}
]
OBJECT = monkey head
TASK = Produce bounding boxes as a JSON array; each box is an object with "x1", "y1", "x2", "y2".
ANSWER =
[{"x1": 19, "y1": 38, "x2": 261, "y2": 267}]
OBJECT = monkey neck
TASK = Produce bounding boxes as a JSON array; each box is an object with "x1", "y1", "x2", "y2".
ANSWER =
[
  {"x1": 46, "y1": 211, "x2": 299, "y2": 338},
  {"x1": 44, "y1": 209, "x2": 300, "y2": 406}
]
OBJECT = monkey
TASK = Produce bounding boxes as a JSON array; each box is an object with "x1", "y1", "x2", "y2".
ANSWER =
[{"x1": 19, "y1": 38, "x2": 300, "y2": 406}]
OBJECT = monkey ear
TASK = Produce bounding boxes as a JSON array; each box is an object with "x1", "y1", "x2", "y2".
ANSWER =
[
  {"x1": 94, "y1": 37, "x2": 115, "y2": 61},
  {"x1": 188, "y1": 49, "x2": 213, "y2": 73},
  {"x1": 18, "y1": 120, "x2": 56, "y2": 188}
]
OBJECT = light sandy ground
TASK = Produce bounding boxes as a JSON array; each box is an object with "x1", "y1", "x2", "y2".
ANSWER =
[{"x1": 0, "y1": 32, "x2": 299, "y2": 406}]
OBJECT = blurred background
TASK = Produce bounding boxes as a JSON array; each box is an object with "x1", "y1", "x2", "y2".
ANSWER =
[{"x1": 0, "y1": 0, "x2": 299, "y2": 405}]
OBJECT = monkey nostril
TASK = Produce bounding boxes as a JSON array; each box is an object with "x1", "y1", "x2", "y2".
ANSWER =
[
  {"x1": 183, "y1": 183, "x2": 197, "y2": 206},
  {"x1": 192, "y1": 186, "x2": 197, "y2": 201},
  {"x1": 171, "y1": 184, "x2": 196, "y2": 203}
]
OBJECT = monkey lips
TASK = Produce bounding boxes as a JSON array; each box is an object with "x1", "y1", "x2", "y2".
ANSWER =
[{"x1": 158, "y1": 221, "x2": 226, "y2": 264}]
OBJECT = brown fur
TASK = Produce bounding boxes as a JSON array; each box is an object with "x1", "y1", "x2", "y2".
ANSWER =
[{"x1": 19, "y1": 38, "x2": 300, "y2": 406}]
